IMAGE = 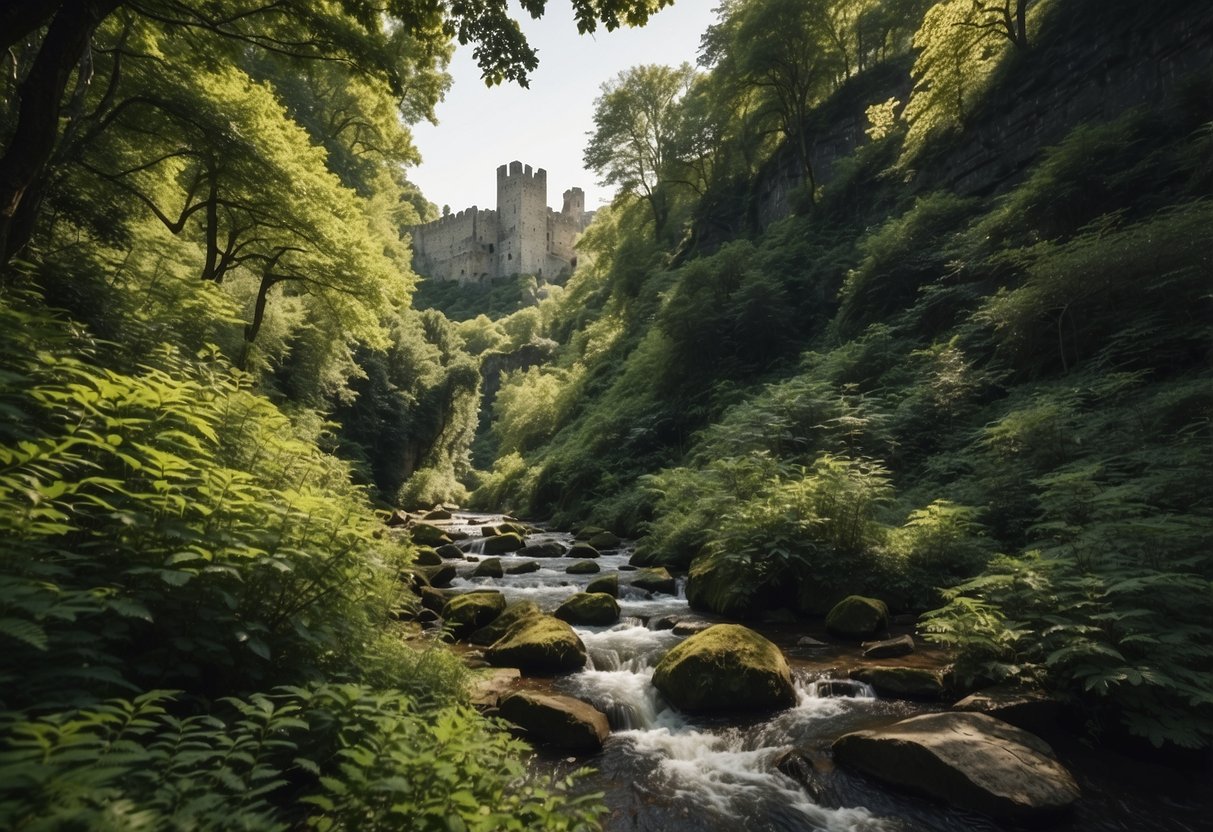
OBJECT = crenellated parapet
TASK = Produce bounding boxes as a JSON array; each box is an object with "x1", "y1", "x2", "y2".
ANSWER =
[{"x1": 412, "y1": 161, "x2": 591, "y2": 285}]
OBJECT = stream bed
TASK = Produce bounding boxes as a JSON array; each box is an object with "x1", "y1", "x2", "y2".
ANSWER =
[{"x1": 425, "y1": 513, "x2": 1210, "y2": 832}]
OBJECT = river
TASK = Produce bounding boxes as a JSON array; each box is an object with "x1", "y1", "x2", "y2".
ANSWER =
[{"x1": 429, "y1": 512, "x2": 1210, "y2": 832}]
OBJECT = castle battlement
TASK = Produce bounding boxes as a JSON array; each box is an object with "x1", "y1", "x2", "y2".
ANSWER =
[{"x1": 412, "y1": 162, "x2": 593, "y2": 285}]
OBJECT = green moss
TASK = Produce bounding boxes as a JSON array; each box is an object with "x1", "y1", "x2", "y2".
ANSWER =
[
  {"x1": 652, "y1": 624, "x2": 795, "y2": 713},
  {"x1": 825, "y1": 595, "x2": 889, "y2": 639},
  {"x1": 485, "y1": 614, "x2": 587, "y2": 673},
  {"x1": 443, "y1": 592, "x2": 506, "y2": 638},
  {"x1": 554, "y1": 593, "x2": 620, "y2": 626}
]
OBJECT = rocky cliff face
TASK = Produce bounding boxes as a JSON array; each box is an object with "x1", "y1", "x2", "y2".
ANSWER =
[{"x1": 748, "y1": 3, "x2": 1213, "y2": 232}]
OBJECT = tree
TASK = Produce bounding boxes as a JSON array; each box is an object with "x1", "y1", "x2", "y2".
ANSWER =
[
  {"x1": 585, "y1": 62, "x2": 697, "y2": 240},
  {"x1": 700, "y1": 0, "x2": 848, "y2": 204},
  {"x1": 900, "y1": 0, "x2": 1010, "y2": 159}
]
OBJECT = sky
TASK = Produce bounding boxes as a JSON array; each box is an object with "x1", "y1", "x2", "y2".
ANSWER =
[{"x1": 408, "y1": 1, "x2": 718, "y2": 214}]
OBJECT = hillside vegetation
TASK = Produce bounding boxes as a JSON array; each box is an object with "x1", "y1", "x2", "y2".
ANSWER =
[{"x1": 472, "y1": 0, "x2": 1213, "y2": 750}]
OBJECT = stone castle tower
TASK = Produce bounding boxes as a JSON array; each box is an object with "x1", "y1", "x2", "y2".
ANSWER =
[{"x1": 409, "y1": 161, "x2": 593, "y2": 285}]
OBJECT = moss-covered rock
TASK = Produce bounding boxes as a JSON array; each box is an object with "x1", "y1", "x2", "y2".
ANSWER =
[
  {"x1": 505, "y1": 559, "x2": 540, "y2": 574},
  {"x1": 410, "y1": 522, "x2": 452, "y2": 547},
  {"x1": 566, "y1": 560, "x2": 600, "y2": 575},
  {"x1": 567, "y1": 542, "x2": 600, "y2": 559},
  {"x1": 574, "y1": 525, "x2": 607, "y2": 541},
  {"x1": 685, "y1": 554, "x2": 771, "y2": 618},
  {"x1": 519, "y1": 541, "x2": 566, "y2": 558},
  {"x1": 498, "y1": 691, "x2": 610, "y2": 751},
  {"x1": 585, "y1": 573, "x2": 618, "y2": 597},
  {"x1": 435, "y1": 543, "x2": 464, "y2": 559},
  {"x1": 443, "y1": 591, "x2": 506, "y2": 638},
  {"x1": 498, "y1": 521, "x2": 529, "y2": 536},
  {"x1": 825, "y1": 595, "x2": 888, "y2": 639},
  {"x1": 632, "y1": 567, "x2": 676, "y2": 595},
  {"x1": 483, "y1": 532, "x2": 525, "y2": 555},
  {"x1": 554, "y1": 592, "x2": 620, "y2": 626},
  {"x1": 422, "y1": 508, "x2": 452, "y2": 521},
  {"x1": 469, "y1": 601, "x2": 541, "y2": 646},
  {"x1": 413, "y1": 547, "x2": 443, "y2": 566},
  {"x1": 652, "y1": 624, "x2": 796, "y2": 713},
  {"x1": 587, "y1": 531, "x2": 621, "y2": 549},
  {"x1": 851, "y1": 666, "x2": 946, "y2": 699},
  {"x1": 485, "y1": 614, "x2": 587, "y2": 673},
  {"x1": 419, "y1": 563, "x2": 456, "y2": 588},
  {"x1": 472, "y1": 557, "x2": 503, "y2": 578},
  {"x1": 418, "y1": 586, "x2": 447, "y2": 614}
]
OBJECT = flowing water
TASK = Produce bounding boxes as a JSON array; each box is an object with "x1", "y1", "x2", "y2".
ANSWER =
[{"x1": 435, "y1": 513, "x2": 1211, "y2": 832}]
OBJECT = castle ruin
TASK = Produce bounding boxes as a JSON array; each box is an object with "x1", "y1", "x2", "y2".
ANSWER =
[{"x1": 409, "y1": 161, "x2": 594, "y2": 285}]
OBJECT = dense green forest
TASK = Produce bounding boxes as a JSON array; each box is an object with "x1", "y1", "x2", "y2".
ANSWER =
[
  {"x1": 471, "y1": 0, "x2": 1213, "y2": 753},
  {"x1": 0, "y1": 0, "x2": 1209, "y2": 828}
]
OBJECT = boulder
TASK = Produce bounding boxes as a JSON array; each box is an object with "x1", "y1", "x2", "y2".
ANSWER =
[
  {"x1": 446, "y1": 530, "x2": 470, "y2": 541},
  {"x1": 953, "y1": 687, "x2": 1065, "y2": 737},
  {"x1": 469, "y1": 601, "x2": 541, "y2": 646},
  {"x1": 413, "y1": 547, "x2": 443, "y2": 566},
  {"x1": 832, "y1": 712, "x2": 1080, "y2": 821},
  {"x1": 443, "y1": 591, "x2": 506, "y2": 638},
  {"x1": 436, "y1": 543, "x2": 464, "y2": 559},
  {"x1": 481, "y1": 525, "x2": 501, "y2": 537},
  {"x1": 652, "y1": 624, "x2": 796, "y2": 714},
  {"x1": 505, "y1": 559, "x2": 540, "y2": 575},
  {"x1": 672, "y1": 618, "x2": 715, "y2": 636},
  {"x1": 483, "y1": 533, "x2": 525, "y2": 555},
  {"x1": 587, "y1": 531, "x2": 621, "y2": 549},
  {"x1": 410, "y1": 522, "x2": 452, "y2": 547},
  {"x1": 472, "y1": 557, "x2": 504, "y2": 578},
  {"x1": 386, "y1": 509, "x2": 411, "y2": 527},
  {"x1": 585, "y1": 573, "x2": 618, "y2": 597},
  {"x1": 497, "y1": 521, "x2": 530, "y2": 537},
  {"x1": 419, "y1": 564, "x2": 456, "y2": 588},
  {"x1": 861, "y1": 634, "x2": 915, "y2": 659},
  {"x1": 567, "y1": 542, "x2": 600, "y2": 559},
  {"x1": 554, "y1": 592, "x2": 620, "y2": 626},
  {"x1": 573, "y1": 525, "x2": 607, "y2": 541},
  {"x1": 566, "y1": 560, "x2": 601, "y2": 575},
  {"x1": 632, "y1": 567, "x2": 676, "y2": 595},
  {"x1": 651, "y1": 615, "x2": 678, "y2": 631},
  {"x1": 850, "y1": 666, "x2": 946, "y2": 699},
  {"x1": 423, "y1": 508, "x2": 452, "y2": 521},
  {"x1": 418, "y1": 586, "x2": 447, "y2": 614},
  {"x1": 519, "y1": 541, "x2": 566, "y2": 558},
  {"x1": 484, "y1": 614, "x2": 587, "y2": 673},
  {"x1": 468, "y1": 668, "x2": 521, "y2": 708},
  {"x1": 825, "y1": 595, "x2": 888, "y2": 639},
  {"x1": 498, "y1": 691, "x2": 610, "y2": 751},
  {"x1": 686, "y1": 555, "x2": 770, "y2": 618}
]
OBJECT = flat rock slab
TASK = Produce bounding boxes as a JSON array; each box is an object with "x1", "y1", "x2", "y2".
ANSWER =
[
  {"x1": 861, "y1": 634, "x2": 915, "y2": 659},
  {"x1": 468, "y1": 668, "x2": 521, "y2": 707},
  {"x1": 850, "y1": 666, "x2": 945, "y2": 699},
  {"x1": 833, "y1": 712, "x2": 1079, "y2": 822},
  {"x1": 671, "y1": 618, "x2": 715, "y2": 636},
  {"x1": 953, "y1": 687, "x2": 1064, "y2": 736},
  {"x1": 499, "y1": 691, "x2": 610, "y2": 751}
]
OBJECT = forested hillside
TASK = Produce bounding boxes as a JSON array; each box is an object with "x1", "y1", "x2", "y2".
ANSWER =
[
  {"x1": 1, "y1": 0, "x2": 1210, "y2": 827},
  {"x1": 0, "y1": 1, "x2": 661, "y2": 828},
  {"x1": 473, "y1": 0, "x2": 1213, "y2": 751}
]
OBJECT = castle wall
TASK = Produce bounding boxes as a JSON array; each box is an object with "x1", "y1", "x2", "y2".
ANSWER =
[{"x1": 411, "y1": 162, "x2": 591, "y2": 285}]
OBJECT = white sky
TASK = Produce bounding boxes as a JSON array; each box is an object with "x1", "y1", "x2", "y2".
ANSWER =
[{"x1": 409, "y1": 1, "x2": 718, "y2": 213}]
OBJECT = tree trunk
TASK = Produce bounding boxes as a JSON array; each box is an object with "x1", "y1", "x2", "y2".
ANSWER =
[
  {"x1": 0, "y1": 1, "x2": 62, "y2": 53},
  {"x1": 0, "y1": 0, "x2": 120, "y2": 267}
]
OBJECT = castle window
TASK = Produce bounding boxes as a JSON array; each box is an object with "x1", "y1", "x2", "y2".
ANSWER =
[
  {"x1": 508, "y1": 253, "x2": 512, "y2": 261},
  {"x1": 488, "y1": 244, "x2": 495, "y2": 254}
]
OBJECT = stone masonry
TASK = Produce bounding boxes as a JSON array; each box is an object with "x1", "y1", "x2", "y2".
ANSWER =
[{"x1": 410, "y1": 161, "x2": 594, "y2": 285}]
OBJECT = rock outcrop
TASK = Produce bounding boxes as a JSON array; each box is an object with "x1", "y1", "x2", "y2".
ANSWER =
[
  {"x1": 832, "y1": 712, "x2": 1080, "y2": 821},
  {"x1": 499, "y1": 691, "x2": 610, "y2": 750}
]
